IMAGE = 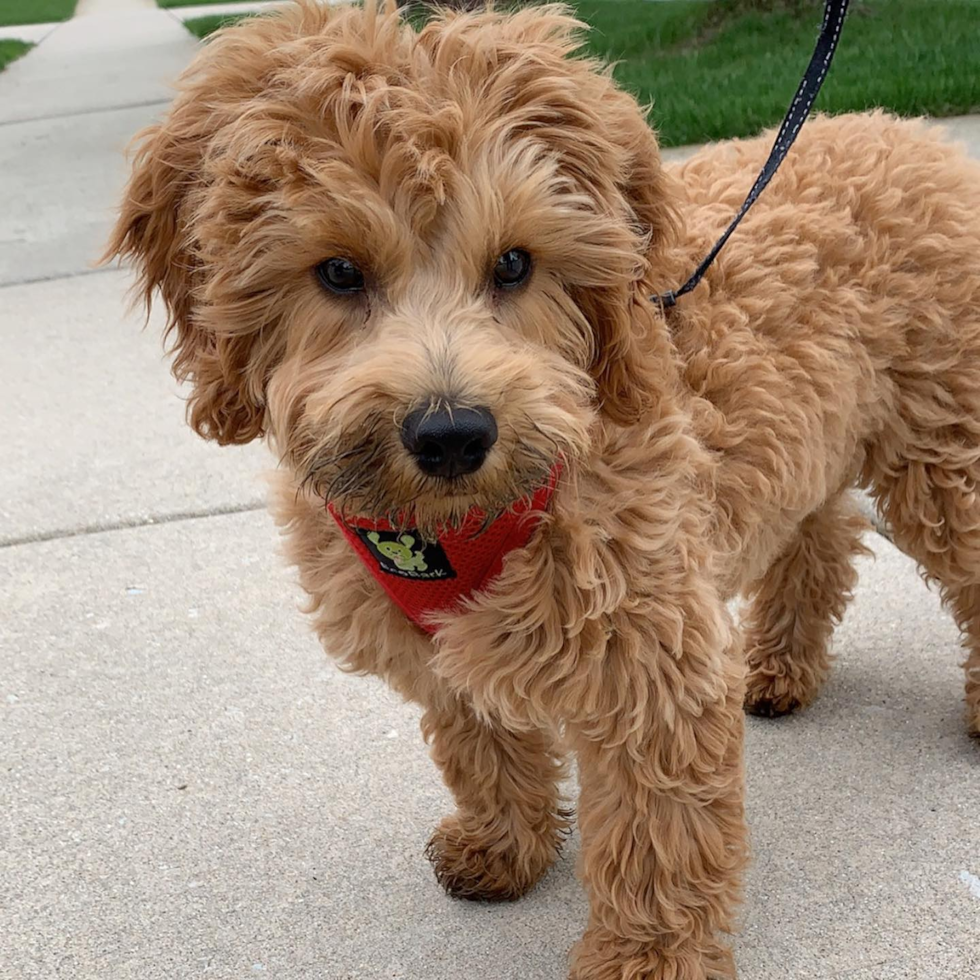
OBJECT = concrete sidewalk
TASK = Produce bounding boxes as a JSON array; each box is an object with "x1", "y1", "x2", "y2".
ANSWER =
[
  {"x1": 4, "y1": 520, "x2": 978, "y2": 979},
  {"x1": 1, "y1": 3, "x2": 978, "y2": 978},
  {"x1": 0, "y1": 0, "x2": 310, "y2": 42},
  {"x1": 0, "y1": 0, "x2": 265, "y2": 543}
]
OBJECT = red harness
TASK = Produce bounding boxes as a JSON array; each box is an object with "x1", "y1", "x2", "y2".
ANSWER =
[{"x1": 328, "y1": 466, "x2": 560, "y2": 633}]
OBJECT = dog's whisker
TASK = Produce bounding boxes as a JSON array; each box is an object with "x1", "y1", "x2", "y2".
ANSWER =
[{"x1": 523, "y1": 416, "x2": 564, "y2": 461}]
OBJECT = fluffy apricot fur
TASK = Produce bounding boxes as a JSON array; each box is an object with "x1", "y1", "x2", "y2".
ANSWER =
[{"x1": 107, "y1": 2, "x2": 980, "y2": 976}]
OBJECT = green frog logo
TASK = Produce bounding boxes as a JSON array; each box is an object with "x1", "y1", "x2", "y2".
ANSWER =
[
  {"x1": 355, "y1": 527, "x2": 457, "y2": 581},
  {"x1": 367, "y1": 531, "x2": 428, "y2": 573}
]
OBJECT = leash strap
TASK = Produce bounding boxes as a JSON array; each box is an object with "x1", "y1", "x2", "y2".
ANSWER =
[{"x1": 652, "y1": 0, "x2": 851, "y2": 309}]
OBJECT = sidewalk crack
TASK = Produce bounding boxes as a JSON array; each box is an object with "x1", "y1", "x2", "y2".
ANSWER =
[{"x1": 0, "y1": 501, "x2": 267, "y2": 549}]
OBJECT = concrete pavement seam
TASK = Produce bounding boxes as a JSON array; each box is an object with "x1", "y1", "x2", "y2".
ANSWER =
[
  {"x1": 0, "y1": 265, "x2": 124, "y2": 290},
  {"x1": 0, "y1": 500, "x2": 267, "y2": 549},
  {"x1": 0, "y1": 97, "x2": 173, "y2": 129}
]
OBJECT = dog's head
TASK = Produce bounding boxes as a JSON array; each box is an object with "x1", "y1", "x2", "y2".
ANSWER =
[{"x1": 107, "y1": 0, "x2": 677, "y2": 530}]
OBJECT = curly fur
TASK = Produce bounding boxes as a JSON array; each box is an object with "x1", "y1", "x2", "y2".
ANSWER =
[{"x1": 106, "y1": 2, "x2": 980, "y2": 975}]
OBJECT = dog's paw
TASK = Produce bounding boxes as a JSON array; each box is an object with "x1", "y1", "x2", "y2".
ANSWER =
[
  {"x1": 569, "y1": 929, "x2": 735, "y2": 979},
  {"x1": 744, "y1": 692, "x2": 802, "y2": 718},
  {"x1": 967, "y1": 707, "x2": 980, "y2": 739},
  {"x1": 425, "y1": 811, "x2": 562, "y2": 902},
  {"x1": 743, "y1": 672, "x2": 811, "y2": 718}
]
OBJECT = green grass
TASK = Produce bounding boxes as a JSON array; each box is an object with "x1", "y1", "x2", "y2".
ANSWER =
[
  {"x1": 0, "y1": 0, "x2": 76, "y2": 27},
  {"x1": 581, "y1": 0, "x2": 980, "y2": 145},
  {"x1": 160, "y1": 0, "x2": 266, "y2": 6},
  {"x1": 184, "y1": 12, "x2": 251, "y2": 38},
  {"x1": 184, "y1": 0, "x2": 980, "y2": 146},
  {"x1": 0, "y1": 38, "x2": 32, "y2": 69}
]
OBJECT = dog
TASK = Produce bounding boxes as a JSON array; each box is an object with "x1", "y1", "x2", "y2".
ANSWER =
[{"x1": 105, "y1": 2, "x2": 980, "y2": 976}]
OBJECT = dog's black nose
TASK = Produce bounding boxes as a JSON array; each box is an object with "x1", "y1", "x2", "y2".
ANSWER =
[{"x1": 400, "y1": 405, "x2": 498, "y2": 478}]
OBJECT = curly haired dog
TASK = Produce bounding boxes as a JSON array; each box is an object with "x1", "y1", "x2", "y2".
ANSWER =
[{"x1": 106, "y1": 2, "x2": 980, "y2": 976}]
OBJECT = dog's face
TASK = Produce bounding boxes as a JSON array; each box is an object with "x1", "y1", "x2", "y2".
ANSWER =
[{"x1": 108, "y1": 1, "x2": 675, "y2": 531}]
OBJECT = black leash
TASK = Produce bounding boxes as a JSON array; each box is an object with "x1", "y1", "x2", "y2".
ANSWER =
[{"x1": 652, "y1": 0, "x2": 851, "y2": 310}]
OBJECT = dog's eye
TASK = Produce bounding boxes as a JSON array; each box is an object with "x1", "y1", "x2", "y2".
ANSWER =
[
  {"x1": 315, "y1": 257, "x2": 365, "y2": 294},
  {"x1": 493, "y1": 249, "x2": 531, "y2": 288}
]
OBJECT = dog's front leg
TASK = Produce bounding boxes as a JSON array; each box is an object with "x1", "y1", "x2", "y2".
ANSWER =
[
  {"x1": 568, "y1": 658, "x2": 745, "y2": 980},
  {"x1": 422, "y1": 695, "x2": 571, "y2": 902},
  {"x1": 434, "y1": 533, "x2": 746, "y2": 979},
  {"x1": 562, "y1": 607, "x2": 746, "y2": 980}
]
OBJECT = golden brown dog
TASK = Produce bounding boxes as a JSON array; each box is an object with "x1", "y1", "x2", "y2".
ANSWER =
[{"x1": 106, "y1": 2, "x2": 980, "y2": 976}]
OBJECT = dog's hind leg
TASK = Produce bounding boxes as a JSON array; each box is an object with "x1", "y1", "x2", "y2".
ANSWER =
[
  {"x1": 743, "y1": 493, "x2": 871, "y2": 717},
  {"x1": 950, "y1": 586, "x2": 980, "y2": 738},
  {"x1": 742, "y1": 493, "x2": 870, "y2": 718},
  {"x1": 421, "y1": 695, "x2": 570, "y2": 901},
  {"x1": 866, "y1": 451, "x2": 980, "y2": 737}
]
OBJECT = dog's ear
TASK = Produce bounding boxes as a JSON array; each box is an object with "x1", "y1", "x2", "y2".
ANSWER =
[
  {"x1": 585, "y1": 95, "x2": 677, "y2": 426},
  {"x1": 607, "y1": 88, "x2": 678, "y2": 267},
  {"x1": 578, "y1": 284, "x2": 662, "y2": 427},
  {"x1": 104, "y1": 99, "x2": 266, "y2": 446}
]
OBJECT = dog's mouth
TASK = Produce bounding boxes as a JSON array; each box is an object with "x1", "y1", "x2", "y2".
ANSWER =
[{"x1": 301, "y1": 434, "x2": 557, "y2": 537}]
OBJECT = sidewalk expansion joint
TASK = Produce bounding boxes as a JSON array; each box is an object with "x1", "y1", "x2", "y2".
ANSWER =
[
  {"x1": 0, "y1": 501, "x2": 267, "y2": 549},
  {"x1": 0, "y1": 265, "x2": 122, "y2": 290},
  {"x1": 0, "y1": 98, "x2": 174, "y2": 129}
]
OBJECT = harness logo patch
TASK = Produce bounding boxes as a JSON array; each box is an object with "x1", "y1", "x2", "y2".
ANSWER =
[{"x1": 355, "y1": 528, "x2": 457, "y2": 581}]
